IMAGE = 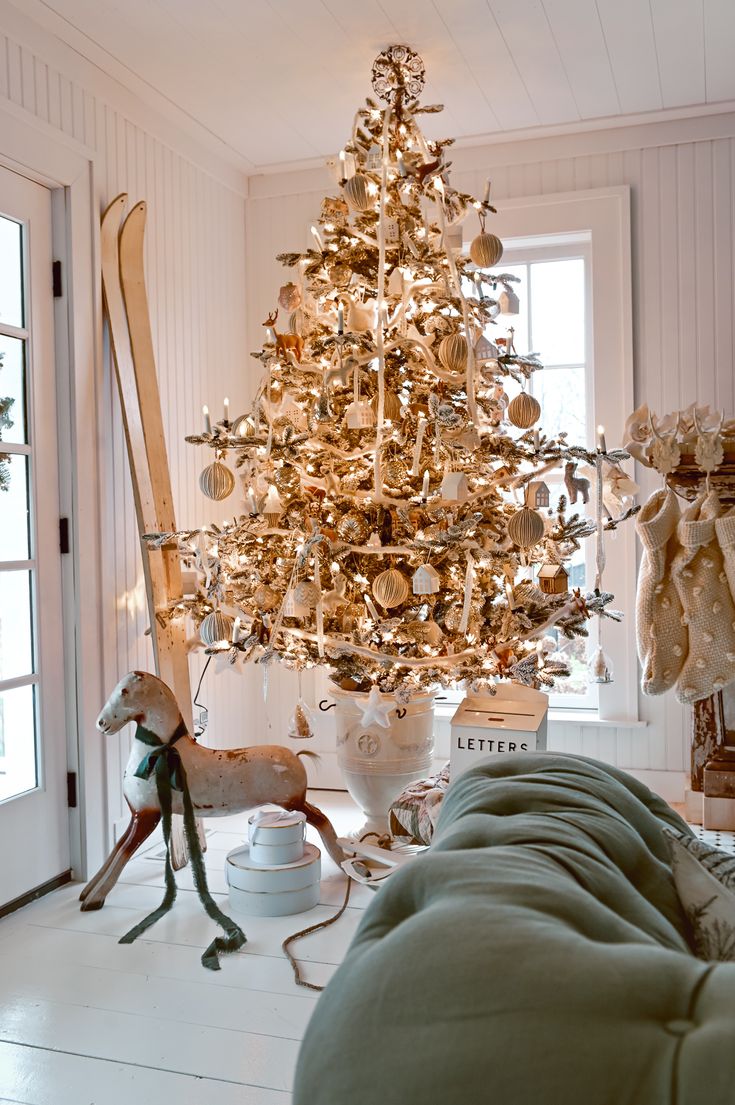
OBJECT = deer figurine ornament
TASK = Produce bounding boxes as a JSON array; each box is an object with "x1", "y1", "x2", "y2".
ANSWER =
[
  {"x1": 81, "y1": 672, "x2": 346, "y2": 917},
  {"x1": 263, "y1": 308, "x2": 304, "y2": 362}
]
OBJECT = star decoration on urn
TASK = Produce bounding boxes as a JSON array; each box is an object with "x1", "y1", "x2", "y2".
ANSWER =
[{"x1": 359, "y1": 685, "x2": 396, "y2": 729}]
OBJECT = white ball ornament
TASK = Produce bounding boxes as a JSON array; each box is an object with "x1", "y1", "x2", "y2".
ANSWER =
[
  {"x1": 438, "y1": 333, "x2": 469, "y2": 373},
  {"x1": 507, "y1": 506, "x2": 545, "y2": 549},
  {"x1": 343, "y1": 174, "x2": 373, "y2": 212},
  {"x1": 507, "y1": 392, "x2": 542, "y2": 429},
  {"x1": 200, "y1": 610, "x2": 235, "y2": 646},
  {"x1": 373, "y1": 568, "x2": 409, "y2": 609},
  {"x1": 469, "y1": 232, "x2": 503, "y2": 268},
  {"x1": 199, "y1": 461, "x2": 235, "y2": 501}
]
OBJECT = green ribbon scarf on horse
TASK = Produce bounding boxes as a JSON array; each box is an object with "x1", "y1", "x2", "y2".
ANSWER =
[{"x1": 119, "y1": 721, "x2": 246, "y2": 970}]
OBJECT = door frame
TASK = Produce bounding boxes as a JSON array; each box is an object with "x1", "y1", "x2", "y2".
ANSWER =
[{"x1": 0, "y1": 102, "x2": 105, "y2": 878}]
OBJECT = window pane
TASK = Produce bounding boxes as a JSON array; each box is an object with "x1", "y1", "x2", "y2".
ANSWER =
[
  {"x1": 0, "y1": 336, "x2": 27, "y2": 444},
  {"x1": 530, "y1": 258, "x2": 585, "y2": 365},
  {"x1": 0, "y1": 683, "x2": 38, "y2": 801},
  {"x1": 0, "y1": 571, "x2": 34, "y2": 680},
  {"x1": 0, "y1": 454, "x2": 31, "y2": 560},
  {"x1": 532, "y1": 366, "x2": 587, "y2": 447},
  {"x1": 0, "y1": 216, "x2": 23, "y2": 329}
]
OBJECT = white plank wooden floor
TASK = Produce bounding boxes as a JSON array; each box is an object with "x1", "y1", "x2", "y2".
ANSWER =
[{"x1": 0, "y1": 791, "x2": 373, "y2": 1105}]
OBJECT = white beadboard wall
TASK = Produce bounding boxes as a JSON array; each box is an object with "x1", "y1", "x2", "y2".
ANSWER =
[
  {"x1": 0, "y1": 10, "x2": 257, "y2": 846},
  {"x1": 244, "y1": 111, "x2": 735, "y2": 794}
]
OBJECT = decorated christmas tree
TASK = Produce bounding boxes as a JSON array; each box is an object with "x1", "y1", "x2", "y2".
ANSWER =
[{"x1": 150, "y1": 46, "x2": 634, "y2": 710}]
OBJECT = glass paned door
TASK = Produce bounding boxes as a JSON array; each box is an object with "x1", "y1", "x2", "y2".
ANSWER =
[{"x1": 0, "y1": 164, "x2": 69, "y2": 905}]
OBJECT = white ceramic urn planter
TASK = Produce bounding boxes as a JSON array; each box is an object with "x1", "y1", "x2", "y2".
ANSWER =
[{"x1": 332, "y1": 687, "x2": 436, "y2": 835}]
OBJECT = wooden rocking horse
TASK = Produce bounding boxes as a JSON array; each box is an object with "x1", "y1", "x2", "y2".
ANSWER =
[{"x1": 80, "y1": 671, "x2": 346, "y2": 912}]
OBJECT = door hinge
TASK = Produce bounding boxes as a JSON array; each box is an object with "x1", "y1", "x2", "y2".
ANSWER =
[
  {"x1": 52, "y1": 260, "x2": 63, "y2": 298},
  {"x1": 67, "y1": 771, "x2": 78, "y2": 809},
  {"x1": 59, "y1": 517, "x2": 70, "y2": 554}
]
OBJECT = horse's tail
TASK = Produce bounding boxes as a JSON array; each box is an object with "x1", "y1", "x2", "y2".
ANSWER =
[{"x1": 296, "y1": 750, "x2": 322, "y2": 766}]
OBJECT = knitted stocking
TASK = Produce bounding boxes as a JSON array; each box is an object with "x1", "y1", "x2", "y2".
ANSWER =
[
  {"x1": 716, "y1": 507, "x2": 735, "y2": 604},
  {"x1": 672, "y1": 490, "x2": 735, "y2": 704},
  {"x1": 635, "y1": 488, "x2": 687, "y2": 694}
]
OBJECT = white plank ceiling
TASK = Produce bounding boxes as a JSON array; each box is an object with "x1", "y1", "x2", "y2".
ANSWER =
[{"x1": 26, "y1": 0, "x2": 735, "y2": 171}]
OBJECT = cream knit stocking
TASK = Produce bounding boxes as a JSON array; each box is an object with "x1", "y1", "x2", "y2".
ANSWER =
[
  {"x1": 716, "y1": 507, "x2": 735, "y2": 604},
  {"x1": 672, "y1": 490, "x2": 735, "y2": 704},
  {"x1": 635, "y1": 488, "x2": 687, "y2": 694}
]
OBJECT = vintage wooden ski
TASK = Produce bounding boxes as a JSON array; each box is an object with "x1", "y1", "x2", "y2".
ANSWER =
[{"x1": 101, "y1": 194, "x2": 197, "y2": 869}]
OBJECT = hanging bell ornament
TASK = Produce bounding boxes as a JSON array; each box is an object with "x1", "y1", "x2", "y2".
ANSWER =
[
  {"x1": 373, "y1": 568, "x2": 409, "y2": 609},
  {"x1": 288, "y1": 699, "x2": 314, "y2": 740},
  {"x1": 469, "y1": 232, "x2": 503, "y2": 268},
  {"x1": 590, "y1": 644, "x2": 614, "y2": 684},
  {"x1": 199, "y1": 461, "x2": 236, "y2": 501},
  {"x1": 438, "y1": 332, "x2": 469, "y2": 373},
  {"x1": 507, "y1": 506, "x2": 545, "y2": 549},
  {"x1": 343, "y1": 173, "x2": 374, "y2": 212},
  {"x1": 200, "y1": 610, "x2": 235, "y2": 647},
  {"x1": 507, "y1": 392, "x2": 542, "y2": 429}
]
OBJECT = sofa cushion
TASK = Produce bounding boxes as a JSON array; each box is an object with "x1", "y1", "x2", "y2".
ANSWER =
[
  {"x1": 665, "y1": 827, "x2": 735, "y2": 961},
  {"x1": 294, "y1": 753, "x2": 735, "y2": 1105}
]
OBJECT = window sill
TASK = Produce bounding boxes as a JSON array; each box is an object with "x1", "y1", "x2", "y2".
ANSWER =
[{"x1": 434, "y1": 702, "x2": 647, "y2": 730}]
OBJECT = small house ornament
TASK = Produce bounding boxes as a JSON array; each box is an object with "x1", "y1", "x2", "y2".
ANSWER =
[
  {"x1": 344, "y1": 401, "x2": 375, "y2": 430},
  {"x1": 526, "y1": 480, "x2": 550, "y2": 509},
  {"x1": 538, "y1": 562, "x2": 569, "y2": 595},
  {"x1": 474, "y1": 334, "x2": 499, "y2": 362},
  {"x1": 366, "y1": 143, "x2": 382, "y2": 172},
  {"x1": 283, "y1": 589, "x2": 310, "y2": 618},
  {"x1": 498, "y1": 285, "x2": 520, "y2": 315},
  {"x1": 412, "y1": 563, "x2": 441, "y2": 595},
  {"x1": 441, "y1": 471, "x2": 470, "y2": 503},
  {"x1": 384, "y1": 218, "x2": 400, "y2": 246}
]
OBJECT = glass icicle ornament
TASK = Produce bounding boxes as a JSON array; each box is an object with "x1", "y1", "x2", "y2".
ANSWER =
[
  {"x1": 590, "y1": 644, "x2": 614, "y2": 684},
  {"x1": 288, "y1": 699, "x2": 314, "y2": 739}
]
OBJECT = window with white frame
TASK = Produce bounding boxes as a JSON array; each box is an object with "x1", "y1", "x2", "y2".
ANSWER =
[
  {"x1": 492, "y1": 235, "x2": 597, "y2": 709},
  {"x1": 447, "y1": 187, "x2": 637, "y2": 722}
]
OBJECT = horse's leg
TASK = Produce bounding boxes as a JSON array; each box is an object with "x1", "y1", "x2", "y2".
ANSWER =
[
  {"x1": 80, "y1": 807, "x2": 161, "y2": 911},
  {"x1": 300, "y1": 800, "x2": 348, "y2": 867},
  {"x1": 79, "y1": 797, "x2": 147, "y2": 902}
]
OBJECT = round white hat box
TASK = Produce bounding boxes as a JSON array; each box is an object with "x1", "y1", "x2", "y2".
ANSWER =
[
  {"x1": 226, "y1": 842, "x2": 321, "y2": 917},
  {"x1": 248, "y1": 810, "x2": 306, "y2": 866}
]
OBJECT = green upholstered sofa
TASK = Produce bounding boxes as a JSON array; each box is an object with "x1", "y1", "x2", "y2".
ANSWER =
[{"x1": 294, "y1": 753, "x2": 735, "y2": 1105}]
